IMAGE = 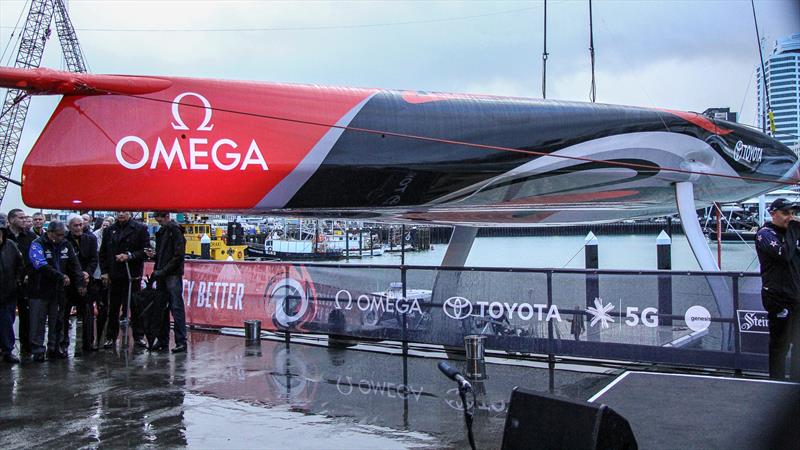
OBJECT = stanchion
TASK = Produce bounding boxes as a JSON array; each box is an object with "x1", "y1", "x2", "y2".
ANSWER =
[{"x1": 464, "y1": 335, "x2": 487, "y2": 380}]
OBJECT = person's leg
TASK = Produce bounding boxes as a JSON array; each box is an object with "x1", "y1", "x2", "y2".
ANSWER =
[
  {"x1": 166, "y1": 276, "x2": 187, "y2": 346},
  {"x1": 767, "y1": 309, "x2": 791, "y2": 380},
  {"x1": 17, "y1": 292, "x2": 30, "y2": 353},
  {"x1": 0, "y1": 301, "x2": 16, "y2": 355},
  {"x1": 129, "y1": 280, "x2": 144, "y2": 342},
  {"x1": 79, "y1": 290, "x2": 95, "y2": 350},
  {"x1": 106, "y1": 280, "x2": 124, "y2": 345},
  {"x1": 60, "y1": 292, "x2": 76, "y2": 353},
  {"x1": 95, "y1": 282, "x2": 109, "y2": 346},
  {"x1": 156, "y1": 283, "x2": 170, "y2": 348},
  {"x1": 28, "y1": 298, "x2": 47, "y2": 356},
  {"x1": 788, "y1": 307, "x2": 800, "y2": 381},
  {"x1": 47, "y1": 295, "x2": 66, "y2": 355}
]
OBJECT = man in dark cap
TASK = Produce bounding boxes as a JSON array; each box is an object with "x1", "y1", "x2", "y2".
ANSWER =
[{"x1": 755, "y1": 198, "x2": 800, "y2": 380}]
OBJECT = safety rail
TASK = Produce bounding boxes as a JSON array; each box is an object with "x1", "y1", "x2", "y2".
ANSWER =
[{"x1": 166, "y1": 260, "x2": 768, "y2": 372}]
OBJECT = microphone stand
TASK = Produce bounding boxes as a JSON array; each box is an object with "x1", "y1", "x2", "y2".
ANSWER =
[
  {"x1": 458, "y1": 384, "x2": 477, "y2": 450},
  {"x1": 439, "y1": 361, "x2": 477, "y2": 450}
]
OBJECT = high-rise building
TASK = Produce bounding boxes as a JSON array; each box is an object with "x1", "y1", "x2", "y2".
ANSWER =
[{"x1": 757, "y1": 33, "x2": 800, "y2": 155}]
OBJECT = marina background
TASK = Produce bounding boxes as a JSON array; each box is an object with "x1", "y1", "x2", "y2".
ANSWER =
[{"x1": 330, "y1": 233, "x2": 760, "y2": 272}]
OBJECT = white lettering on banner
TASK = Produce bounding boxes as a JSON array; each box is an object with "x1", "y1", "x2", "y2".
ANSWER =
[
  {"x1": 183, "y1": 280, "x2": 195, "y2": 305},
  {"x1": 440, "y1": 296, "x2": 562, "y2": 322},
  {"x1": 115, "y1": 92, "x2": 269, "y2": 172},
  {"x1": 625, "y1": 307, "x2": 659, "y2": 328},
  {"x1": 445, "y1": 388, "x2": 507, "y2": 413},
  {"x1": 473, "y1": 301, "x2": 562, "y2": 322},
  {"x1": 334, "y1": 289, "x2": 423, "y2": 315},
  {"x1": 336, "y1": 376, "x2": 424, "y2": 401},
  {"x1": 191, "y1": 280, "x2": 244, "y2": 310}
]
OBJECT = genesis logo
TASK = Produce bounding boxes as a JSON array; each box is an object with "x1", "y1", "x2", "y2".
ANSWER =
[{"x1": 443, "y1": 296, "x2": 473, "y2": 320}]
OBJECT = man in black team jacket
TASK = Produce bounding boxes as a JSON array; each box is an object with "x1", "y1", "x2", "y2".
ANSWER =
[
  {"x1": 0, "y1": 227, "x2": 24, "y2": 363},
  {"x1": 6, "y1": 209, "x2": 36, "y2": 354},
  {"x1": 28, "y1": 221, "x2": 85, "y2": 361},
  {"x1": 99, "y1": 212, "x2": 151, "y2": 349},
  {"x1": 62, "y1": 215, "x2": 99, "y2": 353},
  {"x1": 146, "y1": 212, "x2": 187, "y2": 353},
  {"x1": 756, "y1": 198, "x2": 800, "y2": 380}
]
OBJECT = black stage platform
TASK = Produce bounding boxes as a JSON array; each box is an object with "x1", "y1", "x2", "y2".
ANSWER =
[{"x1": 589, "y1": 371, "x2": 800, "y2": 449}]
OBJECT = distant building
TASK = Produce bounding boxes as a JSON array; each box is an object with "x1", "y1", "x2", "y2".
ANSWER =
[
  {"x1": 702, "y1": 107, "x2": 738, "y2": 123},
  {"x1": 757, "y1": 33, "x2": 800, "y2": 154}
]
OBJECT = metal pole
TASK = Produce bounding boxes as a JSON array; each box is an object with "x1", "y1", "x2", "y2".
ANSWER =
[
  {"x1": 547, "y1": 271, "x2": 555, "y2": 393},
  {"x1": 401, "y1": 225, "x2": 406, "y2": 265},
  {"x1": 657, "y1": 231, "x2": 673, "y2": 327},
  {"x1": 715, "y1": 203, "x2": 722, "y2": 268},
  {"x1": 345, "y1": 223, "x2": 350, "y2": 261}
]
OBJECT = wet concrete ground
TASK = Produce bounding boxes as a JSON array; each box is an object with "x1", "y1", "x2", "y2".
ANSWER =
[{"x1": 0, "y1": 327, "x2": 616, "y2": 449}]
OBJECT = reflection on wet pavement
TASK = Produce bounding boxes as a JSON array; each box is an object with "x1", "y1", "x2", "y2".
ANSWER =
[{"x1": 0, "y1": 330, "x2": 616, "y2": 449}]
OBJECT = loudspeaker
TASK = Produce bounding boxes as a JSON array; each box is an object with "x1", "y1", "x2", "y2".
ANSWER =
[{"x1": 501, "y1": 387, "x2": 637, "y2": 450}]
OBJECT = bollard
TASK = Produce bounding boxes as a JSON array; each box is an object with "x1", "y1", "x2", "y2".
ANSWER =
[
  {"x1": 200, "y1": 233, "x2": 212, "y2": 259},
  {"x1": 244, "y1": 319, "x2": 261, "y2": 344},
  {"x1": 464, "y1": 335, "x2": 487, "y2": 380}
]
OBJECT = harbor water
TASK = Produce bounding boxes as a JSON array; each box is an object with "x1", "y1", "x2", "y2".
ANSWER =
[{"x1": 334, "y1": 234, "x2": 760, "y2": 272}]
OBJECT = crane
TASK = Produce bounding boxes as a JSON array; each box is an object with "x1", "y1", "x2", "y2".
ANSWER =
[{"x1": 0, "y1": 0, "x2": 87, "y2": 207}]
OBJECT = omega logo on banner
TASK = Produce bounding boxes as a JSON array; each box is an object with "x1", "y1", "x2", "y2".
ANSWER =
[{"x1": 115, "y1": 91, "x2": 269, "y2": 171}]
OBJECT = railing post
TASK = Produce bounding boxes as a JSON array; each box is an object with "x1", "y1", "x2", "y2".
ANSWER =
[
  {"x1": 401, "y1": 264, "x2": 408, "y2": 358},
  {"x1": 547, "y1": 270, "x2": 555, "y2": 393},
  {"x1": 732, "y1": 274, "x2": 742, "y2": 376},
  {"x1": 284, "y1": 265, "x2": 290, "y2": 347}
]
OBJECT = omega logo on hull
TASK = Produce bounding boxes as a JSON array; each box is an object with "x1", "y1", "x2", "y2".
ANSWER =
[{"x1": 115, "y1": 92, "x2": 269, "y2": 171}]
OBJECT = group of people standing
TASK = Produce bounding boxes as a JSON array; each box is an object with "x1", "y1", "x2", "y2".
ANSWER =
[{"x1": 0, "y1": 210, "x2": 187, "y2": 363}]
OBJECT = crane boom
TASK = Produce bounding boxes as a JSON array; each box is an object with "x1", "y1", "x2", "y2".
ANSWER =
[{"x1": 0, "y1": 0, "x2": 86, "y2": 207}]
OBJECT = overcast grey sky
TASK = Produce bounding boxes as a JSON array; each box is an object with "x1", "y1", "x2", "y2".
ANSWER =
[{"x1": 1, "y1": 0, "x2": 798, "y2": 213}]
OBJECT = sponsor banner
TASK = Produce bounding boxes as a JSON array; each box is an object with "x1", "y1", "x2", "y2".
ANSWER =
[
  {"x1": 736, "y1": 310, "x2": 769, "y2": 334},
  {"x1": 146, "y1": 260, "x2": 319, "y2": 331}
]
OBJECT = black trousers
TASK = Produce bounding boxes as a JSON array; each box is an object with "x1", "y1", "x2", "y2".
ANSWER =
[
  {"x1": 106, "y1": 278, "x2": 143, "y2": 343},
  {"x1": 94, "y1": 280, "x2": 109, "y2": 346},
  {"x1": 16, "y1": 291, "x2": 30, "y2": 353},
  {"x1": 30, "y1": 295, "x2": 65, "y2": 354},
  {"x1": 61, "y1": 282, "x2": 97, "y2": 352},
  {"x1": 763, "y1": 292, "x2": 800, "y2": 380}
]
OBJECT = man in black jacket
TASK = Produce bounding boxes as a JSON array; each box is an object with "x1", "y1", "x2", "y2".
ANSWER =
[
  {"x1": 6, "y1": 208, "x2": 36, "y2": 354},
  {"x1": 99, "y1": 212, "x2": 151, "y2": 349},
  {"x1": 0, "y1": 227, "x2": 24, "y2": 363},
  {"x1": 756, "y1": 198, "x2": 800, "y2": 380},
  {"x1": 62, "y1": 215, "x2": 99, "y2": 353},
  {"x1": 146, "y1": 212, "x2": 187, "y2": 353},
  {"x1": 28, "y1": 221, "x2": 85, "y2": 361}
]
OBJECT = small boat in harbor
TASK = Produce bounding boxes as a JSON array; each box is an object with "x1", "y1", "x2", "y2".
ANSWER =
[{"x1": 325, "y1": 229, "x2": 384, "y2": 258}]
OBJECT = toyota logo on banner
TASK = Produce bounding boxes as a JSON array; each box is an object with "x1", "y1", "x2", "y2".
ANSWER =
[{"x1": 443, "y1": 296, "x2": 473, "y2": 320}]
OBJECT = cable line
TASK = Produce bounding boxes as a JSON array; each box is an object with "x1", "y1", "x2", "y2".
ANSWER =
[{"x1": 104, "y1": 91, "x2": 800, "y2": 188}]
